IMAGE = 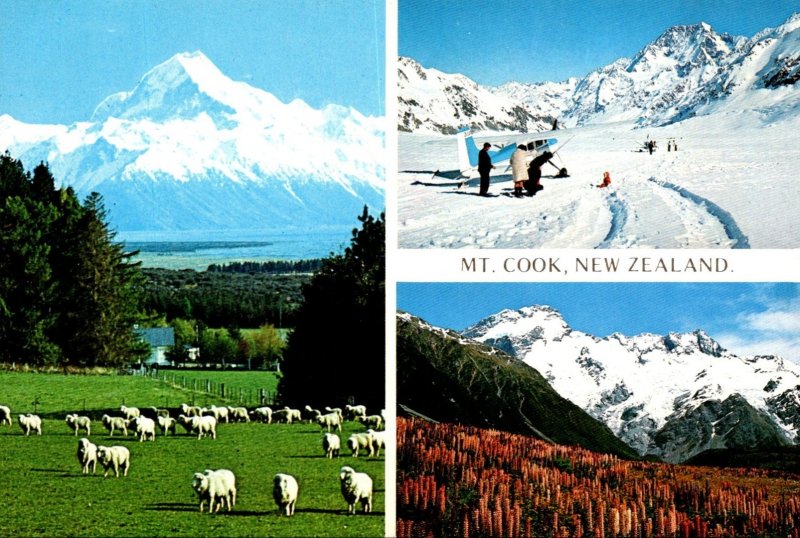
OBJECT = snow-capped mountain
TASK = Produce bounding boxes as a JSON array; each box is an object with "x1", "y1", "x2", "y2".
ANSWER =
[
  {"x1": 462, "y1": 305, "x2": 800, "y2": 463},
  {"x1": 1, "y1": 51, "x2": 384, "y2": 232},
  {"x1": 399, "y1": 12, "x2": 800, "y2": 132}
]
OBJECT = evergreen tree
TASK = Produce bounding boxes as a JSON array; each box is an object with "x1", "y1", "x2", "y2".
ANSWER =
[
  {"x1": 278, "y1": 207, "x2": 385, "y2": 411},
  {"x1": 58, "y1": 192, "x2": 145, "y2": 367}
]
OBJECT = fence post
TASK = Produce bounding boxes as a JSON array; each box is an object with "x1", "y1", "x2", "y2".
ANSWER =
[{"x1": 221, "y1": 383, "x2": 225, "y2": 400}]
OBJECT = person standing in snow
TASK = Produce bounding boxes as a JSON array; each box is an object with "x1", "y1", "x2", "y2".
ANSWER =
[
  {"x1": 524, "y1": 151, "x2": 553, "y2": 196},
  {"x1": 596, "y1": 171, "x2": 612, "y2": 188},
  {"x1": 510, "y1": 145, "x2": 529, "y2": 197},
  {"x1": 478, "y1": 142, "x2": 494, "y2": 196}
]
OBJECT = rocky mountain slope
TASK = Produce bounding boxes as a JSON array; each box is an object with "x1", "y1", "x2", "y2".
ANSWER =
[{"x1": 461, "y1": 305, "x2": 800, "y2": 463}]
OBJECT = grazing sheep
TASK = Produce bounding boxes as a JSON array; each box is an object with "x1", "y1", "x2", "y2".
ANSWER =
[
  {"x1": 157, "y1": 415, "x2": 177, "y2": 435},
  {"x1": 358, "y1": 414, "x2": 383, "y2": 431},
  {"x1": 347, "y1": 433, "x2": 374, "y2": 458},
  {"x1": 18, "y1": 414, "x2": 42, "y2": 436},
  {"x1": 192, "y1": 469, "x2": 236, "y2": 513},
  {"x1": 283, "y1": 407, "x2": 302, "y2": 424},
  {"x1": 366, "y1": 429, "x2": 386, "y2": 457},
  {"x1": 96, "y1": 445, "x2": 130, "y2": 478},
  {"x1": 119, "y1": 405, "x2": 140, "y2": 420},
  {"x1": 101, "y1": 414, "x2": 128, "y2": 437},
  {"x1": 303, "y1": 405, "x2": 321, "y2": 423},
  {"x1": 272, "y1": 473, "x2": 299, "y2": 516},
  {"x1": 250, "y1": 406, "x2": 273, "y2": 424},
  {"x1": 324, "y1": 406, "x2": 343, "y2": 421},
  {"x1": 180, "y1": 403, "x2": 202, "y2": 417},
  {"x1": 323, "y1": 433, "x2": 341, "y2": 459},
  {"x1": 345, "y1": 404, "x2": 367, "y2": 420},
  {"x1": 205, "y1": 405, "x2": 230, "y2": 423},
  {"x1": 339, "y1": 466, "x2": 373, "y2": 514},
  {"x1": 65, "y1": 414, "x2": 91, "y2": 436},
  {"x1": 316, "y1": 411, "x2": 342, "y2": 432},
  {"x1": 77, "y1": 437, "x2": 98, "y2": 475},
  {"x1": 134, "y1": 416, "x2": 156, "y2": 442},
  {"x1": 0, "y1": 405, "x2": 11, "y2": 426},
  {"x1": 186, "y1": 415, "x2": 217, "y2": 440},
  {"x1": 227, "y1": 406, "x2": 250, "y2": 423}
]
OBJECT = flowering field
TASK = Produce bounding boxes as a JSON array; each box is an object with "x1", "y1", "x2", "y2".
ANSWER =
[{"x1": 397, "y1": 417, "x2": 800, "y2": 537}]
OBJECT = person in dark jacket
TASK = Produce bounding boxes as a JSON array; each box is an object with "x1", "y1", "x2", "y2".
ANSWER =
[
  {"x1": 477, "y1": 142, "x2": 494, "y2": 196},
  {"x1": 524, "y1": 151, "x2": 553, "y2": 196}
]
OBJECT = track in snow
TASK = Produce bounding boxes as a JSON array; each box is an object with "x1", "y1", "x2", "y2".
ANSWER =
[{"x1": 647, "y1": 177, "x2": 750, "y2": 249}]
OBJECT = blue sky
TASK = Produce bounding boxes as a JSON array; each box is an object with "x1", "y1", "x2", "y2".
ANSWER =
[
  {"x1": 397, "y1": 283, "x2": 800, "y2": 364},
  {"x1": 400, "y1": 0, "x2": 799, "y2": 85},
  {"x1": 0, "y1": 0, "x2": 384, "y2": 125}
]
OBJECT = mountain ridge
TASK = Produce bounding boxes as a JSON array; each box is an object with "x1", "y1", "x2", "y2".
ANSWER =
[
  {"x1": 461, "y1": 304, "x2": 800, "y2": 463},
  {"x1": 398, "y1": 12, "x2": 800, "y2": 133}
]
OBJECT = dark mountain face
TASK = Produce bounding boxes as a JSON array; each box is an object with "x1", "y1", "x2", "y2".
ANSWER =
[{"x1": 396, "y1": 313, "x2": 639, "y2": 459}]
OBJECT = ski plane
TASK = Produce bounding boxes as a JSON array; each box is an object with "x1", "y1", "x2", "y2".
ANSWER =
[{"x1": 432, "y1": 126, "x2": 568, "y2": 181}]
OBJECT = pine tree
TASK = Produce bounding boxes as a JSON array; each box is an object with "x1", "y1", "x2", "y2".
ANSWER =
[
  {"x1": 56, "y1": 192, "x2": 146, "y2": 367},
  {"x1": 278, "y1": 206, "x2": 385, "y2": 411}
]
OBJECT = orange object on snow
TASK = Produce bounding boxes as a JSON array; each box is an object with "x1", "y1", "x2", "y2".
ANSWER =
[{"x1": 597, "y1": 171, "x2": 611, "y2": 188}]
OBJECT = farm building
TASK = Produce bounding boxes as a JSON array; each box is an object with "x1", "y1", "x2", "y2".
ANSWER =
[{"x1": 135, "y1": 327, "x2": 175, "y2": 367}]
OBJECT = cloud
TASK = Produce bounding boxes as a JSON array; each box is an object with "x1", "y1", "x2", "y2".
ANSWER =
[{"x1": 716, "y1": 295, "x2": 800, "y2": 364}]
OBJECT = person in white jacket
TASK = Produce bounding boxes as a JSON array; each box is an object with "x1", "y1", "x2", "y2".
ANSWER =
[{"x1": 510, "y1": 145, "x2": 529, "y2": 197}]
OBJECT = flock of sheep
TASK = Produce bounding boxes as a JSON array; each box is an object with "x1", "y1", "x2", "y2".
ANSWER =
[{"x1": 0, "y1": 401, "x2": 384, "y2": 517}]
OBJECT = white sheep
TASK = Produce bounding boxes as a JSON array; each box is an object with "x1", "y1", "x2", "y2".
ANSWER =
[
  {"x1": 283, "y1": 407, "x2": 302, "y2": 424},
  {"x1": 316, "y1": 411, "x2": 342, "y2": 432},
  {"x1": 77, "y1": 437, "x2": 98, "y2": 475},
  {"x1": 134, "y1": 416, "x2": 156, "y2": 442},
  {"x1": 345, "y1": 404, "x2": 367, "y2": 420},
  {"x1": 339, "y1": 466, "x2": 373, "y2": 514},
  {"x1": 347, "y1": 433, "x2": 374, "y2": 458},
  {"x1": 325, "y1": 406, "x2": 344, "y2": 421},
  {"x1": 358, "y1": 414, "x2": 383, "y2": 430},
  {"x1": 65, "y1": 414, "x2": 91, "y2": 436},
  {"x1": 157, "y1": 415, "x2": 177, "y2": 435},
  {"x1": 102, "y1": 414, "x2": 128, "y2": 437},
  {"x1": 180, "y1": 403, "x2": 202, "y2": 417},
  {"x1": 192, "y1": 469, "x2": 237, "y2": 513},
  {"x1": 206, "y1": 405, "x2": 229, "y2": 423},
  {"x1": 18, "y1": 414, "x2": 42, "y2": 436},
  {"x1": 227, "y1": 406, "x2": 250, "y2": 423},
  {"x1": 367, "y1": 429, "x2": 386, "y2": 458},
  {"x1": 188, "y1": 415, "x2": 217, "y2": 440},
  {"x1": 0, "y1": 405, "x2": 11, "y2": 426},
  {"x1": 119, "y1": 405, "x2": 140, "y2": 420},
  {"x1": 251, "y1": 406, "x2": 273, "y2": 423},
  {"x1": 96, "y1": 445, "x2": 130, "y2": 478},
  {"x1": 272, "y1": 473, "x2": 299, "y2": 516},
  {"x1": 323, "y1": 433, "x2": 341, "y2": 459}
]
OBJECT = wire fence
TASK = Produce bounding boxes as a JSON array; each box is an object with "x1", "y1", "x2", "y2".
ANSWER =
[{"x1": 138, "y1": 369, "x2": 277, "y2": 408}]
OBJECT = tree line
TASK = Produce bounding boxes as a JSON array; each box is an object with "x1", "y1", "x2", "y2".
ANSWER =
[
  {"x1": 0, "y1": 153, "x2": 145, "y2": 368},
  {"x1": 206, "y1": 259, "x2": 323, "y2": 274},
  {"x1": 141, "y1": 268, "x2": 307, "y2": 328}
]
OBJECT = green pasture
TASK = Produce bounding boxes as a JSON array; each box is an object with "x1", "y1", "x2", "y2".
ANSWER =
[
  {"x1": 0, "y1": 373, "x2": 385, "y2": 537},
  {"x1": 0, "y1": 371, "x2": 280, "y2": 416}
]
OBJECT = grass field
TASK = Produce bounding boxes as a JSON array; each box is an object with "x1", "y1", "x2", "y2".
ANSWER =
[{"x1": 0, "y1": 372, "x2": 385, "y2": 537}]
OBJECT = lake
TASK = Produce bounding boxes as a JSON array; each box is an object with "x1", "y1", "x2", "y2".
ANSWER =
[{"x1": 119, "y1": 229, "x2": 353, "y2": 270}]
